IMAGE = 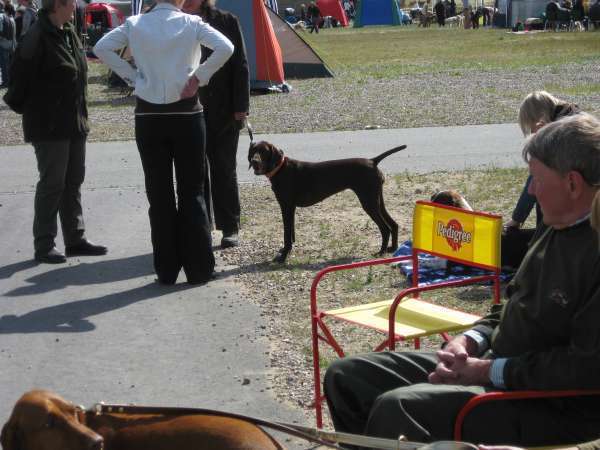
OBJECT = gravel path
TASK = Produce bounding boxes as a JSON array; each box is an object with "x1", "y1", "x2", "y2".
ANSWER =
[{"x1": 1, "y1": 61, "x2": 599, "y2": 146}]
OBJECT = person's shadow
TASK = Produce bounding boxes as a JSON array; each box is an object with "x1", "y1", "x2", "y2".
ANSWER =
[
  {"x1": 0, "y1": 282, "x2": 192, "y2": 334},
  {"x1": 3, "y1": 254, "x2": 155, "y2": 297}
]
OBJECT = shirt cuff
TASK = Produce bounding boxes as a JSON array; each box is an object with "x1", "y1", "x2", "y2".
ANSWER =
[
  {"x1": 463, "y1": 330, "x2": 489, "y2": 355},
  {"x1": 490, "y1": 358, "x2": 507, "y2": 388}
]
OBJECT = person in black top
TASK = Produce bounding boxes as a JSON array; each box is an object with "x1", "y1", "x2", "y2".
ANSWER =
[
  {"x1": 183, "y1": 0, "x2": 250, "y2": 249},
  {"x1": 4, "y1": 0, "x2": 107, "y2": 263},
  {"x1": 434, "y1": 0, "x2": 445, "y2": 25},
  {"x1": 307, "y1": 1, "x2": 321, "y2": 33}
]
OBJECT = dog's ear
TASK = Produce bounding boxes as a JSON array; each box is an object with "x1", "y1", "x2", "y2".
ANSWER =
[
  {"x1": 1, "y1": 420, "x2": 21, "y2": 450},
  {"x1": 266, "y1": 143, "x2": 284, "y2": 167},
  {"x1": 248, "y1": 142, "x2": 257, "y2": 169}
]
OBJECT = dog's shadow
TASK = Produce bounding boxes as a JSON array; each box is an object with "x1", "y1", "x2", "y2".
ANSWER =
[
  {"x1": 4, "y1": 254, "x2": 155, "y2": 297},
  {"x1": 0, "y1": 282, "x2": 190, "y2": 334}
]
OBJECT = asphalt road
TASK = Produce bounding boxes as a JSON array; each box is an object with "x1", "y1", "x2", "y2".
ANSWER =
[{"x1": 0, "y1": 124, "x2": 525, "y2": 444}]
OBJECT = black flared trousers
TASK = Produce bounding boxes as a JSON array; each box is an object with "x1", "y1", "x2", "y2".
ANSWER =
[{"x1": 135, "y1": 113, "x2": 214, "y2": 283}]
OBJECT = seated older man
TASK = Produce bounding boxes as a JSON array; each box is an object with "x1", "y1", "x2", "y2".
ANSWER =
[{"x1": 324, "y1": 112, "x2": 600, "y2": 447}]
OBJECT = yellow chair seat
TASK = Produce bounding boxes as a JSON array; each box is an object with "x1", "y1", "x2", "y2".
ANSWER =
[{"x1": 323, "y1": 298, "x2": 481, "y2": 340}]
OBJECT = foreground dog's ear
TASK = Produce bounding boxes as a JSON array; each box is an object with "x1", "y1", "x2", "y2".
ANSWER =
[
  {"x1": 248, "y1": 142, "x2": 257, "y2": 169},
  {"x1": 265, "y1": 143, "x2": 284, "y2": 168},
  {"x1": 1, "y1": 421, "x2": 20, "y2": 450}
]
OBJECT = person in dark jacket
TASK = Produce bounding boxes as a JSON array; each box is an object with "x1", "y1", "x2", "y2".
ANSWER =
[
  {"x1": 434, "y1": 0, "x2": 445, "y2": 25},
  {"x1": 183, "y1": 0, "x2": 249, "y2": 248},
  {"x1": 324, "y1": 113, "x2": 600, "y2": 447},
  {"x1": 3, "y1": 0, "x2": 107, "y2": 263},
  {"x1": 307, "y1": 1, "x2": 321, "y2": 33}
]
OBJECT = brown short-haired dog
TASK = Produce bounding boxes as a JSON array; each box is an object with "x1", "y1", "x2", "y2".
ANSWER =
[
  {"x1": 248, "y1": 141, "x2": 407, "y2": 262},
  {"x1": 1, "y1": 390, "x2": 283, "y2": 450}
]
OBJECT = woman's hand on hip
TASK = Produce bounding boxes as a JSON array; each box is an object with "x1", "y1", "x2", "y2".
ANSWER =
[{"x1": 180, "y1": 76, "x2": 200, "y2": 99}]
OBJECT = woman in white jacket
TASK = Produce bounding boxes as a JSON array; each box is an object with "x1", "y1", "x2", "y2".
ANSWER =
[{"x1": 94, "y1": 0, "x2": 233, "y2": 285}]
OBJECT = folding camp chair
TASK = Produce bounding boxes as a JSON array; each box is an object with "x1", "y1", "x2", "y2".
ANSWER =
[
  {"x1": 311, "y1": 201, "x2": 503, "y2": 427},
  {"x1": 453, "y1": 389, "x2": 600, "y2": 440}
]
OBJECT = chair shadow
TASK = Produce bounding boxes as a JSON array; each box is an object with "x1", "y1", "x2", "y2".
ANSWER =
[
  {"x1": 0, "y1": 282, "x2": 191, "y2": 334},
  {"x1": 4, "y1": 254, "x2": 154, "y2": 297}
]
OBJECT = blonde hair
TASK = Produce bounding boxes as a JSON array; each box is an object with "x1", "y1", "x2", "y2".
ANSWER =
[
  {"x1": 522, "y1": 112, "x2": 600, "y2": 237},
  {"x1": 518, "y1": 91, "x2": 570, "y2": 136}
]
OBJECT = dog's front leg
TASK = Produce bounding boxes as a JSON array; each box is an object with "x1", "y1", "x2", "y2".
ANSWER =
[{"x1": 274, "y1": 205, "x2": 296, "y2": 263}]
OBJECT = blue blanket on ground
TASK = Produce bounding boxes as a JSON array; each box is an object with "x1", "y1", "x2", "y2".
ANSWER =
[{"x1": 393, "y1": 241, "x2": 514, "y2": 285}]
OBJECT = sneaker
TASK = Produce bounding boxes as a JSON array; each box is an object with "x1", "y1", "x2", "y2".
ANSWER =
[{"x1": 221, "y1": 231, "x2": 239, "y2": 248}]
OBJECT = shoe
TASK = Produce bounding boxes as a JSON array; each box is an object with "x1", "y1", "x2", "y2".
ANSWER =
[
  {"x1": 221, "y1": 231, "x2": 239, "y2": 248},
  {"x1": 65, "y1": 240, "x2": 108, "y2": 256},
  {"x1": 187, "y1": 271, "x2": 216, "y2": 285},
  {"x1": 35, "y1": 247, "x2": 67, "y2": 264}
]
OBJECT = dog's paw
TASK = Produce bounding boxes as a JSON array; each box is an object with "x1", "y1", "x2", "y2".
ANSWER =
[{"x1": 273, "y1": 249, "x2": 290, "y2": 263}]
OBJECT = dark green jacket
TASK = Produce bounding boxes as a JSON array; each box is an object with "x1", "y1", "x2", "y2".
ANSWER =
[
  {"x1": 3, "y1": 9, "x2": 88, "y2": 142},
  {"x1": 473, "y1": 219, "x2": 600, "y2": 390}
]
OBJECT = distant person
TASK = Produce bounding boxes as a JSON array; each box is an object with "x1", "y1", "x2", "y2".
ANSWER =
[
  {"x1": 183, "y1": 0, "x2": 250, "y2": 249},
  {"x1": 94, "y1": 0, "x2": 233, "y2": 284},
  {"x1": 434, "y1": 0, "x2": 445, "y2": 25},
  {"x1": 299, "y1": 2, "x2": 307, "y2": 21},
  {"x1": 449, "y1": 0, "x2": 456, "y2": 16},
  {"x1": 307, "y1": 1, "x2": 321, "y2": 33},
  {"x1": 3, "y1": 0, "x2": 16, "y2": 17},
  {"x1": 0, "y1": 0, "x2": 16, "y2": 87},
  {"x1": 3, "y1": 0, "x2": 107, "y2": 263},
  {"x1": 343, "y1": 0, "x2": 353, "y2": 19},
  {"x1": 14, "y1": 0, "x2": 36, "y2": 40}
]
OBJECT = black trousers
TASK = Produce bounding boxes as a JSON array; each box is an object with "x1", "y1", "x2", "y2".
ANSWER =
[
  {"x1": 205, "y1": 118, "x2": 241, "y2": 233},
  {"x1": 135, "y1": 113, "x2": 215, "y2": 284},
  {"x1": 324, "y1": 352, "x2": 596, "y2": 446},
  {"x1": 32, "y1": 137, "x2": 86, "y2": 254}
]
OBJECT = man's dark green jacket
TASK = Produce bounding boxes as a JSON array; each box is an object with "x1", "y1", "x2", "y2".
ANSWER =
[{"x1": 3, "y1": 9, "x2": 89, "y2": 142}]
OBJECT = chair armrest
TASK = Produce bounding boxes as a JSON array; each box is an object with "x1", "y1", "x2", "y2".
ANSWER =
[
  {"x1": 454, "y1": 390, "x2": 600, "y2": 441},
  {"x1": 310, "y1": 255, "x2": 411, "y2": 317},
  {"x1": 387, "y1": 274, "x2": 498, "y2": 350}
]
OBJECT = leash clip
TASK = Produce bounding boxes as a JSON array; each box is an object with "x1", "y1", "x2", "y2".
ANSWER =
[{"x1": 246, "y1": 120, "x2": 254, "y2": 143}]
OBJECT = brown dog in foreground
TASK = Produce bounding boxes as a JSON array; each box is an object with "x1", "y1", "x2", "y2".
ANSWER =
[
  {"x1": 248, "y1": 141, "x2": 407, "y2": 262},
  {"x1": 1, "y1": 390, "x2": 283, "y2": 450}
]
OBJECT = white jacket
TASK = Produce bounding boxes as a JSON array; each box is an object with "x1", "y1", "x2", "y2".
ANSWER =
[{"x1": 93, "y1": 2, "x2": 233, "y2": 104}]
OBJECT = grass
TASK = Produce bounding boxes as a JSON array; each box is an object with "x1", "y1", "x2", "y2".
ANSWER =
[{"x1": 303, "y1": 26, "x2": 600, "y2": 77}]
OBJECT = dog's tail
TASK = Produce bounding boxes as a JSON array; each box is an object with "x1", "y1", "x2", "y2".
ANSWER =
[{"x1": 371, "y1": 145, "x2": 407, "y2": 165}]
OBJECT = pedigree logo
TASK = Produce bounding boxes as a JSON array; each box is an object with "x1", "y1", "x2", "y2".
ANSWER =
[{"x1": 436, "y1": 219, "x2": 472, "y2": 251}]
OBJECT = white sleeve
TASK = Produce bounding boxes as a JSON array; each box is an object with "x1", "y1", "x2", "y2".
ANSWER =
[
  {"x1": 93, "y1": 22, "x2": 137, "y2": 87},
  {"x1": 193, "y1": 19, "x2": 234, "y2": 87}
]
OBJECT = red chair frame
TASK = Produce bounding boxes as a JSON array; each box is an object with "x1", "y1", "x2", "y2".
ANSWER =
[
  {"x1": 454, "y1": 389, "x2": 600, "y2": 441},
  {"x1": 311, "y1": 251, "x2": 501, "y2": 428}
]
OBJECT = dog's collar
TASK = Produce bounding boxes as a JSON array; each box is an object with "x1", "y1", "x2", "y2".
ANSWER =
[{"x1": 266, "y1": 156, "x2": 287, "y2": 180}]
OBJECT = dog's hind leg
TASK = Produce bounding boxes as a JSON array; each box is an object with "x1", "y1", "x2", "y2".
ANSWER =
[
  {"x1": 379, "y1": 192, "x2": 399, "y2": 251},
  {"x1": 356, "y1": 193, "x2": 391, "y2": 255}
]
